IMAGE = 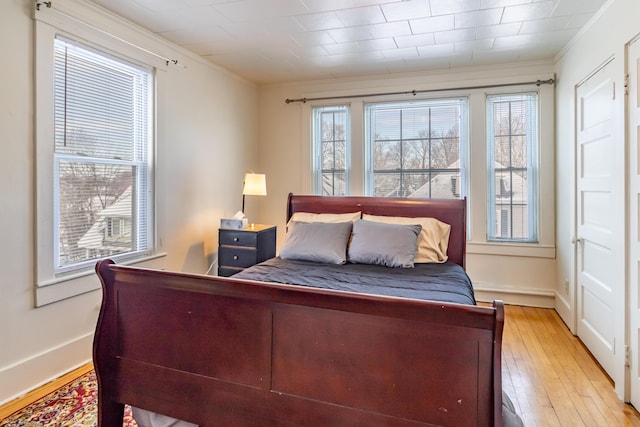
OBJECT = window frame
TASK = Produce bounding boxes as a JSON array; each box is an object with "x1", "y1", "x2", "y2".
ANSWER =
[
  {"x1": 34, "y1": 10, "x2": 160, "y2": 306},
  {"x1": 364, "y1": 98, "x2": 469, "y2": 200},
  {"x1": 52, "y1": 36, "x2": 154, "y2": 275},
  {"x1": 486, "y1": 92, "x2": 539, "y2": 243},
  {"x1": 311, "y1": 105, "x2": 351, "y2": 196},
  {"x1": 304, "y1": 83, "x2": 553, "y2": 258}
]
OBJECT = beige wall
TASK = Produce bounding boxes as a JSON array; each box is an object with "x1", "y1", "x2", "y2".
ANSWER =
[
  {"x1": 256, "y1": 62, "x2": 557, "y2": 307},
  {"x1": 0, "y1": 0, "x2": 257, "y2": 404}
]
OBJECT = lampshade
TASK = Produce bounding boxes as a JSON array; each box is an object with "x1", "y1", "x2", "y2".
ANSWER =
[{"x1": 242, "y1": 173, "x2": 267, "y2": 196}]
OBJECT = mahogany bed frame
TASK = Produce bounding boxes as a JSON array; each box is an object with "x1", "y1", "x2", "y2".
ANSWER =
[{"x1": 93, "y1": 194, "x2": 505, "y2": 427}]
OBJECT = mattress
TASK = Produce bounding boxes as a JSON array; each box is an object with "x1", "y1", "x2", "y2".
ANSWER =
[{"x1": 233, "y1": 257, "x2": 476, "y2": 305}]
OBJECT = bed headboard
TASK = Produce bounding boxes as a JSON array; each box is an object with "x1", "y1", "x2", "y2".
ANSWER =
[{"x1": 286, "y1": 193, "x2": 467, "y2": 269}]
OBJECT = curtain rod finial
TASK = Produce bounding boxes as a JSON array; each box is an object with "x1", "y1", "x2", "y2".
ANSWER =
[{"x1": 36, "y1": 1, "x2": 52, "y2": 11}]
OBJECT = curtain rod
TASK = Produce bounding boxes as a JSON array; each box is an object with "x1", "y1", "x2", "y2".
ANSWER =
[
  {"x1": 34, "y1": 0, "x2": 183, "y2": 68},
  {"x1": 284, "y1": 78, "x2": 555, "y2": 104}
]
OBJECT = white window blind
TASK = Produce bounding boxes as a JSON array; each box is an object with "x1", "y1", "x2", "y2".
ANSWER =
[
  {"x1": 53, "y1": 36, "x2": 153, "y2": 273},
  {"x1": 312, "y1": 105, "x2": 350, "y2": 195},
  {"x1": 486, "y1": 93, "x2": 538, "y2": 242},
  {"x1": 365, "y1": 98, "x2": 468, "y2": 198}
]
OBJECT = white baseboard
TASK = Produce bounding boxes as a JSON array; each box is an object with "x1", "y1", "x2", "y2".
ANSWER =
[
  {"x1": 0, "y1": 333, "x2": 93, "y2": 405},
  {"x1": 553, "y1": 291, "x2": 576, "y2": 333},
  {"x1": 474, "y1": 284, "x2": 556, "y2": 308}
]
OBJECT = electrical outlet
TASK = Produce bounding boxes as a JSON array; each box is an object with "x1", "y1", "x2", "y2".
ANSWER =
[{"x1": 564, "y1": 279, "x2": 569, "y2": 293}]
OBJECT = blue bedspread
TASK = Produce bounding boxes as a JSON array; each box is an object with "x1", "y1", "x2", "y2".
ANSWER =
[{"x1": 233, "y1": 258, "x2": 476, "y2": 305}]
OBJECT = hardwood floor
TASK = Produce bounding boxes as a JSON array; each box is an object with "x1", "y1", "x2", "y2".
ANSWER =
[{"x1": 502, "y1": 305, "x2": 640, "y2": 426}]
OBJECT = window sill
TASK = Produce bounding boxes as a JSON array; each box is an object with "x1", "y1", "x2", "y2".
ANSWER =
[
  {"x1": 466, "y1": 242, "x2": 555, "y2": 259},
  {"x1": 35, "y1": 252, "x2": 167, "y2": 307}
]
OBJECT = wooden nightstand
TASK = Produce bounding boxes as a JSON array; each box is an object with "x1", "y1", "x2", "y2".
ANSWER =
[{"x1": 218, "y1": 224, "x2": 276, "y2": 277}]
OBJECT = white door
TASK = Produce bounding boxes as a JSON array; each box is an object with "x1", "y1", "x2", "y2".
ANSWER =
[
  {"x1": 576, "y1": 59, "x2": 625, "y2": 391},
  {"x1": 628, "y1": 35, "x2": 640, "y2": 408}
]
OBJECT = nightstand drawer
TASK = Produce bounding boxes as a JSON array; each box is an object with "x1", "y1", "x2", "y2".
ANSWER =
[
  {"x1": 220, "y1": 231, "x2": 257, "y2": 247},
  {"x1": 219, "y1": 246, "x2": 258, "y2": 268}
]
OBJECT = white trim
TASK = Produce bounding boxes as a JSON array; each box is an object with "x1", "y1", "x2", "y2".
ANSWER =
[
  {"x1": 474, "y1": 283, "x2": 556, "y2": 308},
  {"x1": 0, "y1": 333, "x2": 93, "y2": 406},
  {"x1": 467, "y1": 241, "x2": 555, "y2": 258},
  {"x1": 35, "y1": 252, "x2": 167, "y2": 306},
  {"x1": 554, "y1": 0, "x2": 615, "y2": 64}
]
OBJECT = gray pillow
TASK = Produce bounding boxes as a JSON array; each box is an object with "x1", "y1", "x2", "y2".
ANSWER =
[
  {"x1": 347, "y1": 219, "x2": 421, "y2": 268},
  {"x1": 279, "y1": 221, "x2": 353, "y2": 264}
]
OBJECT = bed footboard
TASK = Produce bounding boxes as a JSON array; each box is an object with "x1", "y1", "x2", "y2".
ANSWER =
[{"x1": 93, "y1": 259, "x2": 504, "y2": 427}]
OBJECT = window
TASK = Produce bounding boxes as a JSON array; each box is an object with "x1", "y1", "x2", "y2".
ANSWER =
[
  {"x1": 365, "y1": 99, "x2": 467, "y2": 198},
  {"x1": 53, "y1": 36, "x2": 153, "y2": 274},
  {"x1": 312, "y1": 105, "x2": 350, "y2": 195},
  {"x1": 486, "y1": 93, "x2": 538, "y2": 242}
]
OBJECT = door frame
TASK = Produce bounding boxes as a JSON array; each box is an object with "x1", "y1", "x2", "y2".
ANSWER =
[{"x1": 625, "y1": 33, "x2": 640, "y2": 406}]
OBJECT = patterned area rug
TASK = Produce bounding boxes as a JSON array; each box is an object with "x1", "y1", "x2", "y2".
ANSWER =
[{"x1": 0, "y1": 370, "x2": 136, "y2": 427}]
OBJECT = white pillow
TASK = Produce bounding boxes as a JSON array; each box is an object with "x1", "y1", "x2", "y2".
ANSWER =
[
  {"x1": 288, "y1": 211, "x2": 361, "y2": 224},
  {"x1": 362, "y1": 214, "x2": 451, "y2": 263}
]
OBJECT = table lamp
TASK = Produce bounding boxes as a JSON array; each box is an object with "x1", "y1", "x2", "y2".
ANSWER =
[{"x1": 242, "y1": 172, "x2": 267, "y2": 225}]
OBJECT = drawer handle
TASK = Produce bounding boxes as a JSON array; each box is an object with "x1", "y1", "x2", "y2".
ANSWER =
[
  {"x1": 233, "y1": 237, "x2": 239, "y2": 242},
  {"x1": 233, "y1": 255, "x2": 238, "y2": 260}
]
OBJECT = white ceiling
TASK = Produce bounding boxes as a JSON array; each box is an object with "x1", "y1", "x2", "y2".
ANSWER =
[{"x1": 88, "y1": 0, "x2": 608, "y2": 84}]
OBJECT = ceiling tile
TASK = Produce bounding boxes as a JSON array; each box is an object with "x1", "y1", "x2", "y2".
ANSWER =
[
  {"x1": 456, "y1": 38, "x2": 495, "y2": 53},
  {"x1": 501, "y1": 1, "x2": 555, "y2": 23},
  {"x1": 380, "y1": 46, "x2": 421, "y2": 59},
  {"x1": 294, "y1": 11, "x2": 344, "y2": 31},
  {"x1": 88, "y1": 0, "x2": 609, "y2": 84},
  {"x1": 552, "y1": 0, "x2": 606, "y2": 16},
  {"x1": 368, "y1": 21, "x2": 413, "y2": 39},
  {"x1": 480, "y1": 0, "x2": 531, "y2": 7},
  {"x1": 381, "y1": 0, "x2": 432, "y2": 21},
  {"x1": 289, "y1": 30, "x2": 337, "y2": 47},
  {"x1": 394, "y1": 33, "x2": 437, "y2": 49},
  {"x1": 212, "y1": 0, "x2": 308, "y2": 20},
  {"x1": 301, "y1": 0, "x2": 397, "y2": 13},
  {"x1": 328, "y1": 26, "x2": 376, "y2": 43},
  {"x1": 429, "y1": 0, "x2": 483, "y2": 16},
  {"x1": 492, "y1": 33, "x2": 543, "y2": 49},
  {"x1": 520, "y1": 16, "x2": 573, "y2": 34},
  {"x1": 417, "y1": 43, "x2": 456, "y2": 58},
  {"x1": 335, "y1": 5, "x2": 386, "y2": 27},
  {"x1": 435, "y1": 28, "x2": 477, "y2": 44},
  {"x1": 476, "y1": 22, "x2": 523, "y2": 39},
  {"x1": 410, "y1": 15, "x2": 456, "y2": 34},
  {"x1": 455, "y1": 8, "x2": 503, "y2": 28}
]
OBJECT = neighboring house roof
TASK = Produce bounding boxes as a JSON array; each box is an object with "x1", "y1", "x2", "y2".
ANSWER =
[
  {"x1": 408, "y1": 160, "x2": 527, "y2": 202},
  {"x1": 77, "y1": 187, "x2": 131, "y2": 250},
  {"x1": 99, "y1": 186, "x2": 132, "y2": 218}
]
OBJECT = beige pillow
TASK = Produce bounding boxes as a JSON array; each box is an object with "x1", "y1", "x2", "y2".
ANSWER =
[
  {"x1": 288, "y1": 211, "x2": 361, "y2": 225},
  {"x1": 362, "y1": 214, "x2": 451, "y2": 263}
]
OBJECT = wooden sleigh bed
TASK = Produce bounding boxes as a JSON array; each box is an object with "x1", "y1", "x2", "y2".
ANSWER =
[{"x1": 93, "y1": 194, "x2": 506, "y2": 427}]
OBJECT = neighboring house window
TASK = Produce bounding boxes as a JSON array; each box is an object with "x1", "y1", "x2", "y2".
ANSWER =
[
  {"x1": 312, "y1": 105, "x2": 350, "y2": 195},
  {"x1": 365, "y1": 99, "x2": 468, "y2": 198},
  {"x1": 487, "y1": 93, "x2": 538, "y2": 242},
  {"x1": 53, "y1": 36, "x2": 153, "y2": 273}
]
